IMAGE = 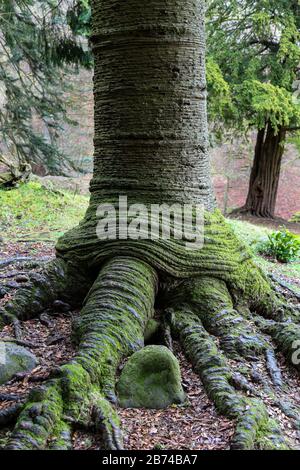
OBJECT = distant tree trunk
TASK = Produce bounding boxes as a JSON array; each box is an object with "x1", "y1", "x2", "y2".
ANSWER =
[{"x1": 242, "y1": 123, "x2": 286, "y2": 218}]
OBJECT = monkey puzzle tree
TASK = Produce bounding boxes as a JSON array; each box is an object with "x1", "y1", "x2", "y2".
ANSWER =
[{"x1": 1, "y1": 0, "x2": 300, "y2": 450}]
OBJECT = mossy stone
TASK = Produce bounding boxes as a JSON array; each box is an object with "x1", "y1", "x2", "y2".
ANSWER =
[
  {"x1": 117, "y1": 345, "x2": 185, "y2": 409},
  {"x1": 0, "y1": 341, "x2": 37, "y2": 385}
]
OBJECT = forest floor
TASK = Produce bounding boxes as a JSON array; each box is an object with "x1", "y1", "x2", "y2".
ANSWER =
[{"x1": 0, "y1": 182, "x2": 300, "y2": 450}]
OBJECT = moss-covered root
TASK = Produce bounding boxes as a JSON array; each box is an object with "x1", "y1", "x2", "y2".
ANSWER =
[
  {"x1": 0, "y1": 258, "x2": 92, "y2": 324},
  {"x1": 6, "y1": 256, "x2": 157, "y2": 450},
  {"x1": 171, "y1": 309, "x2": 288, "y2": 450},
  {"x1": 257, "y1": 318, "x2": 300, "y2": 373},
  {"x1": 6, "y1": 381, "x2": 65, "y2": 450},
  {"x1": 72, "y1": 256, "x2": 158, "y2": 401},
  {"x1": 6, "y1": 367, "x2": 122, "y2": 450},
  {"x1": 169, "y1": 276, "x2": 269, "y2": 359}
]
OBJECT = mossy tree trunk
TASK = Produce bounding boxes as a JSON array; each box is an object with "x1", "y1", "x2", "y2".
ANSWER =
[
  {"x1": 240, "y1": 123, "x2": 286, "y2": 218},
  {"x1": 1, "y1": 0, "x2": 299, "y2": 451},
  {"x1": 90, "y1": 0, "x2": 214, "y2": 208}
]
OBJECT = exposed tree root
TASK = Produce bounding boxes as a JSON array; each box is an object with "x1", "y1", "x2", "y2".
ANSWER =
[
  {"x1": 12, "y1": 318, "x2": 23, "y2": 340},
  {"x1": 0, "y1": 393, "x2": 25, "y2": 402},
  {"x1": 0, "y1": 256, "x2": 51, "y2": 270},
  {"x1": 160, "y1": 270, "x2": 300, "y2": 449},
  {"x1": 0, "y1": 403, "x2": 24, "y2": 427},
  {"x1": 276, "y1": 401, "x2": 300, "y2": 430},
  {"x1": 0, "y1": 337, "x2": 39, "y2": 349},
  {"x1": 3, "y1": 257, "x2": 157, "y2": 450},
  {"x1": 1, "y1": 216, "x2": 299, "y2": 450},
  {"x1": 256, "y1": 318, "x2": 300, "y2": 373},
  {"x1": 265, "y1": 349, "x2": 282, "y2": 388},
  {"x1": 269, "y1": 274, "x2": 300, "y2": 302},
  {"x1": 170, "y1": 309, "x2": 288, "y2": 450},
  {"x1": 0, "y1": 258, "x2": 92, "y2": 325}
]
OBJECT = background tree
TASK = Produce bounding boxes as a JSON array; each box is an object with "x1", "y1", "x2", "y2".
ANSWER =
[
  {"x1": 207, "y1": 0, "x2": 300, "y2": 217},
  {"x1": 1, "y1": 0, "x2": 299, "y2": 451},
  {"x1": 0, "y1": 0, "x2": 91, "y2": 179}
]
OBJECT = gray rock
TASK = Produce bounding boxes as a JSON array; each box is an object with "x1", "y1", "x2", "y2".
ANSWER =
[
  {"x1": 117, "y1": 345, "x2": 185, "y2": 409},
  {"x1": 0, "y1": 342, "x2": 37, "y2": 385}
]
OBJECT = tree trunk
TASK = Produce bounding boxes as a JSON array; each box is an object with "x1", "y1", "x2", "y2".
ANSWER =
[
  {"x1": 90, "y1": 0, "x2": 214, "y2": 208},
  {"x1": 242, "y1": 123, "x2": 286, "y2": 218},
  {"x1": 55, "y1": 0, "x2": 217, "y2": 275},
  {"x1": 1, "y1": 0, "x2": 299, "y2": 451}
]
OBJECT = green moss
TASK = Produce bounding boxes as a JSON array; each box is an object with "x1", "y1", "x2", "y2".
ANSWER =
[
  {"x1": 0, "y1": 181, "x2": 88, "y2": 242},
  {"x1": 117, "y1": 345, "x2": 185, "y2": 409},
  {"x1": 255, "y1": 417, "x2": 289, "y2": 450},
  {"x1": 93, "y1": 395, "x2": 122, "y2": 449},
  {"x1": 60, "y1": 362, "x2": 93, "y2": 424},
  {"x1": 49, "y1": 421, "x2": 72, "y2": 450},
  {"x1": 59, "y1": 362, "x2": 122, "y2": 448},
  {"x1": 9, "y1": 382, "x2": 64, "y2": 450}
]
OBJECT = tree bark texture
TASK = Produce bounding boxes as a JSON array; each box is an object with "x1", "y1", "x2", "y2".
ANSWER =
[
  {"x1": 242, "y1": 123, "x2": 286, "y2": 218},
  {"x1": 90, "y1": 0, "x2": 214, "y2": 208}
]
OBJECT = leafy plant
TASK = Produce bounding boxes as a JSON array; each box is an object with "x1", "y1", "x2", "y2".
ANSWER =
[
  {"x1": 290, "y1": 212, "x2": 300, "y2": 223},
  {"x1": 257, "y1": 228, "x2": 300, "y2": 263}
]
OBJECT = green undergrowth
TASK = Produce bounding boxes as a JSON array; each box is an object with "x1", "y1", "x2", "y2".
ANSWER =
[
  {"x1": 0, "y1": 181, "x2": 89, "y2": 242},
  {"x1": 228, "y1": 219, "x2": 300, "y2": 293}
]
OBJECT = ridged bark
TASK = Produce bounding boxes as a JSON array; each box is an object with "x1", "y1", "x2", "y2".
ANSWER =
[
  {"x1": 91, "y1": 0, "x2": 214, "y2": 207},
  {"x1": 56, "y1": 0, "x2": 217, "y2": 275},
  {"x1": 241, "y1": 123, "x2": 286, "y2": 218}
]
